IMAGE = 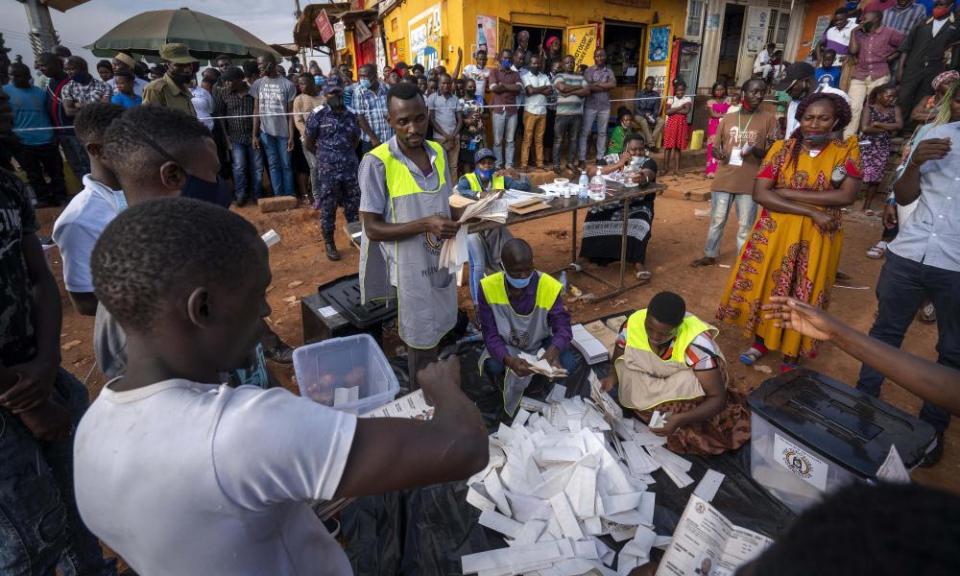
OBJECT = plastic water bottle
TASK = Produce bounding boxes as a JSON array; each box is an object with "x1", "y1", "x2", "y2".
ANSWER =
[
  {"x1": 578, "y1": 171, "x2": 589, "y2": 199},
  {"x1": 589, "y1": 168, "x2": 605, "y2": 200}
]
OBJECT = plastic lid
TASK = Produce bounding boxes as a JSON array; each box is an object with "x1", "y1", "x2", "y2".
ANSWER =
[{"x1": 747, "y1": 369, "x2": 936, "y2": 476}]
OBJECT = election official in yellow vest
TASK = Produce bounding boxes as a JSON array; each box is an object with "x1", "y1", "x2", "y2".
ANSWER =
[
  {"x1": 358, "y1": 82, "x2": 460, "y2": 389},
  {"x1": 476, "y1": 239, "x2": 577, "y2": 415},
  {"x1": 454, "y1": 148, "x2": 532, "y2": 305},
  {"x1": 601, "y1": 292, "x2": 751, "y2": 455}
]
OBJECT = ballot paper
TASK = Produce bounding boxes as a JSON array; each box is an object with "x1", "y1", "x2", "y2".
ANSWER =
[
  {"x1": 462, "y1": 386, "x2": 677, "y2": 575},
  {"x1": 876, "y1": 444, "x2": 911, "y2": 484},
  {"x1": 571, "y1": 324, "x2": 609, "y2": 365},
  {"x1": 518, "y1": 350, "x2": 569, "y2": 379},
  {"x1": 655, "y1": 494, "x2": 773, "y2": 576},
  {"x1": 439, "y1": 193, "x2": 510, "y2": 273}
]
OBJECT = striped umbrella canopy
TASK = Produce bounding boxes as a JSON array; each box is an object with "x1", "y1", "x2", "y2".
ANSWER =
[{"x1": 85, "y1": 7, "x2": 280, "y2": 60}]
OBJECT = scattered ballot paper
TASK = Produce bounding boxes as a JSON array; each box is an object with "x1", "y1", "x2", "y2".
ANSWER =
[{"x1": 649, "y1": 410, "x2": 671, "y2": 430}]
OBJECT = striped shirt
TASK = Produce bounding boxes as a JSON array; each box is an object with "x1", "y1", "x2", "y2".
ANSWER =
[
  {"x1": 354, "y1": 82, "x2": 393, "y2": 143},
  {"x1": 883, "y1": 3, "x2": 928, "y2": 36},
  {"x1": 213, "y1": 86, "x2": 255, "y2": 145}
]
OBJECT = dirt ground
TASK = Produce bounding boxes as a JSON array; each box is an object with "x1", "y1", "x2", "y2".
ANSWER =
[{"x1": 37, "y1": 171, "x2": 957, "y2": 495}]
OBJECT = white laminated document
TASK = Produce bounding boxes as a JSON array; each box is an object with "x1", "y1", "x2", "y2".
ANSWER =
[{"x1": 655, "y1": 495, "x2": 773, "y2": 576}]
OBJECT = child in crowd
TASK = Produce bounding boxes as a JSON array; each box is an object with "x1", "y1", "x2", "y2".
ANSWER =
[
  {"x1": 727, "y1": 91, "x2": 741, "y2": 113},
  {"x1": 52, "y1": 103, "x2": 127, "y2": 317},
  {"x1": 459, "y1": 96, "x2": 486, "y2": 174},
  {"x1": 859, "y1": 84, "x2": 902, "y2": 212},
  {"x1": 75, "y1": 197, "x2": 488, "y2": 575},
  {"x1": 662, "y1": 79, "x2": 692, "y2": 177},
  {"x1": 705, "y1": 82, "x2": 730, "y2": 178},
  {"x1": 606, "y1": 108, "x2": 634, "y2": 156},
  {"x1": 110, "y1": 70, "x2": 141, "y2": 109},
  {"x1": 815, "y1": 48, "x2": 841, "y2": 89}
]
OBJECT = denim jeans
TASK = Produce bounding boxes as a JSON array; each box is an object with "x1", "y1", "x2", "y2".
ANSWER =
[
  {"x1": 0, "y1": 369, "x2": 116, "y2": 576},
  {"x1": 259, "y1": 133, "x2": 294, "y2": 196},
  {"x1": 579, "y1": 107, "x2": 611, "y2": 162},
  {"x1": 703, "y1": 191, "x2": 758, "y2": 258},
  {"x1": 491, "y1": 112, "x2": 518, "y2": 168},
  {"x1": 483, "y1": 338, "x2": 579, "y2": 381},
  {"x1": 856, "y1": 251, "x2": 960, "y2": 432},
  {"x1": 58, "y1": 135, "x2": 90, "y2": 180},
  {"x1": 230, "y1": 142, "x2": 265, "y2": 202},
  {"x1": 466, "y1": 233, "x2": 488, "y2": 304},
  {"x1": 553, "y1": 114, "x2": 581, "y2": 168}
]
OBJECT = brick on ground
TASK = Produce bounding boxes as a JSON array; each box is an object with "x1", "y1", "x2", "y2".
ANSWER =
[{"x1": 259, "y1": 196, "x2": 298, "y2": 213}]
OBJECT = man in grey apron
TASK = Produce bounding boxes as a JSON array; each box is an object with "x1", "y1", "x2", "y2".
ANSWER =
[
  {"x1": 358, "y1": 82, "x2": 461, "y2": 389},
  {"x1": 475, "y1": 239, "x2": 577, "y2": 415}
]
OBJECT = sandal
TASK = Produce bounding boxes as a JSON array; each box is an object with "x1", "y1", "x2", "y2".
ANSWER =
[
  {"x1": 866, "y1": 241, "x2": 887, "y2": 259},
  {"x1": 635, "y1": 270, "x2": 652, "y2": 284},
  {"x1": 739, "y1": 344, "x2": 767, "y2": 366},
  {"x1": 780, "y1": 361, "x2": 800, "y2": 374},
  {"x1": 690, "y1": 256, "x2": 717, "y2": 268}
]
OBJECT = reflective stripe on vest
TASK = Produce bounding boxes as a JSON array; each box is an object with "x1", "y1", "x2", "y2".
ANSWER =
[
  {"x1": 369, "y1": 140, "x2": 446, "y2": 200},
  {"x1": 464, "y1": 173, "x2": 505, "y2": 193},
  {"x1": 480, "y1": 271, "x2": 562, "y2": 311}
]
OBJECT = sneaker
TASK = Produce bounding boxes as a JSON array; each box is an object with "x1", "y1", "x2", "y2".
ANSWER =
[
  {"x1": 918, "y1": 303, "x2": 936, "y2": 324},
  {"x1": 920, "y1": 432, "x2": 945, "y2": 468},
  {"x1": 322, "y1": 517, "x2": 341, "y2": 538}
]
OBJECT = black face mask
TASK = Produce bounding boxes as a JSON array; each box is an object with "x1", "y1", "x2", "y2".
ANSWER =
[{"x1": 181, "y1": 173, "x2": 232, "y2": 208}]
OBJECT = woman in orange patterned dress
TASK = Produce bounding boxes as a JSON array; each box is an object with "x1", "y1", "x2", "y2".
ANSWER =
[{"x1": 717, "y1": 93, "x2": 862, "y2": 372}]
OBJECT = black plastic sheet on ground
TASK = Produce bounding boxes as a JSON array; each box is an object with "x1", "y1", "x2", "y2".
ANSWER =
[{"x1": 344, "y1": 340, "x2": 796, "y2": 575}]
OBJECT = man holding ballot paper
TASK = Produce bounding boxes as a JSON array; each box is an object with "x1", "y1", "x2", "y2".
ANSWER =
[{"x1": 359, "y1": 82, "x2": 460, "y2": 389}]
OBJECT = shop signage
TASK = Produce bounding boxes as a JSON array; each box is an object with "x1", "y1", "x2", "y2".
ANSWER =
[
  {"x1": 356, "y1": 19, "x2": 373, "y2": 44},
  {"x1": 567, "y1": 24, "x2": 597, "y2": 68},
  {"x1": 334, "y1": 21, "x2": 347, "y2": 51},
  {"x1": 408, "y1": 4, "x2": 442, "y2": 70},
  {"x1": 316, "y1": 9, "x2": 334, "y2": 44}
]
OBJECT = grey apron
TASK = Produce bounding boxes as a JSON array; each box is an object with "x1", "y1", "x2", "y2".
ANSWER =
[
  {"x1": 360, "y1": 141, "x2": 457, "y2": 349},
  {"x1": 478, "y1": 273, "x2": 555, "y2": 415}
]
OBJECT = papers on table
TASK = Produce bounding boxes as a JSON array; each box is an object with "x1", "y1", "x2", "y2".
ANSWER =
[
  {"x1": 571, "y1": 324, "x2": 609, "y2": 365},
  {"x1": 655, "y1": 494, "x2": 773, "y2": 576}
]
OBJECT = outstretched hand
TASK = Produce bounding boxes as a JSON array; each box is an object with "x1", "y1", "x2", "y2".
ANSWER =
[{"x1": 762, "y1": 296, "x2": 837, "y2": 341}]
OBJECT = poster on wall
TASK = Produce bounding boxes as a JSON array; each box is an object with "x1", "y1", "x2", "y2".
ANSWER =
[
  {"x1": 648, "y1": 26, "x2": 670, "y2": 63},
  {"x1": 476, "y1": 15, "x2": 496, "y2": 54},
  {"x1": 745, "y1": 7, "x2": 770, "y2": 53},
  {"x1": 334, "y1": 21, "x2": 347, "y2": 51},
  {"x1": 646, "y1": 65, "x2": 668, "y2": 94},
  {"x1": 355, "y1": 19, "x2": 373, "y2": 44},
  {"x1": 389, "y1": 39, "x2": 406, "y2": 64},
  {"x1": 409, "y1": 4, "x2": 442, "y2": 70},
  {"x1": 376, "y1": 28, "x2": 387, "y2": 73},
  {"x1": 567, "y1": 24, "x2": 597, "y2": 68}
]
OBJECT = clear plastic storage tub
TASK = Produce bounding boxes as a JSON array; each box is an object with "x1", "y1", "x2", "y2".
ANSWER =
[
  {"x1": 748, "y1": 369, "x2": 935, "y2": 514},
  {"x1": 294, "y1": 334, "x2": 399, "y2": 415}
]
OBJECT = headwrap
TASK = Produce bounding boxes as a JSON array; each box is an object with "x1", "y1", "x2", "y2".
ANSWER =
[
  {"x1": 931, "y1": 70, "x2": 960, "y2": 93},
  {"x1": 545, "y1": 36, "x2": 559, "y2": 49}
]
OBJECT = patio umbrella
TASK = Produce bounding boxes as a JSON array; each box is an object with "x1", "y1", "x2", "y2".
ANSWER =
[{"x1": 85, "y1": 7, "x2": 280, "y2": 60}]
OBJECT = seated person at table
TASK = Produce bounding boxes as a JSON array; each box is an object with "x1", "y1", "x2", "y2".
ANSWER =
[
  {"x1": 456, "y1": 148, "x2": 531, "y2": 304},
  {"x1": 75, "y1": 198, "x2": 488, "y2": 574},
  {"x1": 601, "y1": 291, "x2": 750, "y2": 455},
  {"x1": 477, "y1": 239, "x2": 577, "y2": 415},
  {"x1": 579, "y1": 133, "x2": 658, "y2": 283}
]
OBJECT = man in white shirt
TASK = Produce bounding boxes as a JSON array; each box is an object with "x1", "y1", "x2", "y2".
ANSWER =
[
  {"x1": 462, "y1": 48, "x2": 490, "y2": 105},
  {"x1": 753, "y1": 42, "x2": 776, "y2": 77},
  {"x1": 520, "y1": 54, "x2": 552, "y2": 169},
  {"x1": 52, "y1": 102, "x2": 127, "y2": 317},
  {"x1": 775, "y1": 62, "x2": 850, "y2": 138},
  {"x1": 76, "y1": 197, "x2": 488, "y2": 575}
]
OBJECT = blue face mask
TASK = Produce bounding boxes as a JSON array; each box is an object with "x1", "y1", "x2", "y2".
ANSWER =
[
  {"x1": 359, "y1": 78, "x2": 372, "y2": 89},
  {"x1": 502, "y1": 58, "x2": 513, "y2": 69},
  {"x1": 181, "y1": 173, "x2": 232, "y2": 208},
  {"x1": 477, "y1": 168, "x2": 495, "y2": 182},
  {"x1": 503, "y1": 269, "x2": 533, "y2": 289}
]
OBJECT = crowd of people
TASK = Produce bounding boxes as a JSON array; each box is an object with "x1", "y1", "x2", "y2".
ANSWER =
[{"x1": 1, "y1": 2, "x2": 960, "y2": 571}]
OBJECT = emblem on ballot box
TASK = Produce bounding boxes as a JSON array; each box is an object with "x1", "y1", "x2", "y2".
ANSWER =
[{"x1": 774, "y1": 433, "x2": 828, "y2": 491}]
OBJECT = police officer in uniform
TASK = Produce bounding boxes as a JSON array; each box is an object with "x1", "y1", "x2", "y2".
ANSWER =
[{"x1": 358, "y1": 82, "x2": 461, "y2": 389}]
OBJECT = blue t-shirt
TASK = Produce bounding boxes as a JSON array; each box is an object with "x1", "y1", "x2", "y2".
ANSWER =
[
  {"x1": 111, "y1": 91, "x2": 142, "y2": 109},
  {"x1": 3, "y1": 84, "x2": 53, "y2": 146},
  {"x1": 815, "y1": 66, "x2": 842, "y2": 89}
]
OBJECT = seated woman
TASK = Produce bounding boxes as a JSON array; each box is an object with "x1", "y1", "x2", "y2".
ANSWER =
[
  {"x1": 606, "y1": 107, "x2": 635, "y2": 156},
  {"x1": 579, "y1": 133, "x2": 658, "y2": 283},
  {"x1": 455, "y1": 148, "x2": 531, "y2": 303},
  {"x1": 601, "y1": 292, "x2": 750, "y2": 455}
]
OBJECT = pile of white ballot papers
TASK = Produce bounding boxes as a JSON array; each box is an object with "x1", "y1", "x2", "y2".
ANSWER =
[{"x1": 571, "y1": 323, "x2": 609, "y2": 365}]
